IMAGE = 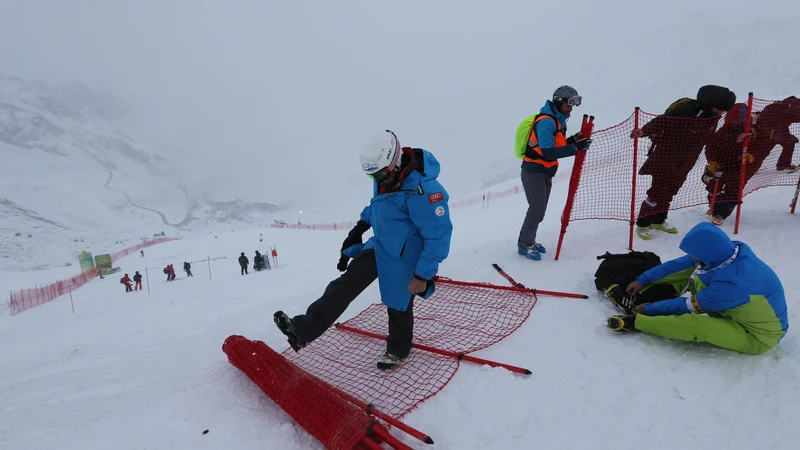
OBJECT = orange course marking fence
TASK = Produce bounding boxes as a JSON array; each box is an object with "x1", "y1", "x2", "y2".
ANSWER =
[{"x1": 8, "y1": 237, "x2": 175, "y2": 315}]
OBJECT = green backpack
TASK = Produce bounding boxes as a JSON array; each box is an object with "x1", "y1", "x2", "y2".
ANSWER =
[{"x1": 514, "y1": 113, "x2": 539, "y2": 160}]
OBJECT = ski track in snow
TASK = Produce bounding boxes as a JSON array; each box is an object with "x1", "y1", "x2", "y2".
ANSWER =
[{"x1": 1, "y1": 176, "x2": 799, "y2": 450}]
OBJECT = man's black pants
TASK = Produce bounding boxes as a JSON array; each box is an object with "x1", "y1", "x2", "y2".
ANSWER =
[{"x1": 292, "y1": 249, "x2": 415, "y2": 358}]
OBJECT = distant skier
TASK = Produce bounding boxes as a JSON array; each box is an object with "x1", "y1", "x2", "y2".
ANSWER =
[
  {"x1": 606, "y1": 222, "x2": 788, "y2": 355},
  {"x1": 274, "y1": 130, "x2": 453, "y2": 370},
  {"x1": 168, "y1": 264, "x2": 176, "y2": 281},
  {"x1": 133, "y1": 271, "x2": 143, "y2": 291},
  {"x1": 184, "y1": 261, "x2": 193, "y2": 277},
  {"x1": 238, "y1": 252, "x2": 249, "y2": 275},
  {"x1": 140, "y1": 250, "x2": 144, "y2": 257},
  {"x1": 121, "y1": 274, "x2": 133, "y2": 292}
]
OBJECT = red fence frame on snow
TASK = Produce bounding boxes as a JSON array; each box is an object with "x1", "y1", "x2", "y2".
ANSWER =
[
  {"x1": 554, "y1": 93, "x2": 800, "y2": 259},
  {"x1": 8, "y1": 237, "x2": 175, "y2": 315},
  {"x1": 223, "y1": 274, "x2": 574, "y2": 449}
]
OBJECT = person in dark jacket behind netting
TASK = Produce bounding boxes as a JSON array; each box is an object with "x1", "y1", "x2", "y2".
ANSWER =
[
  {"x1": 702, "y1": 103, "x2": 752, "y2": 225},
  {"x1": 632, "y1": 85, "x2": 736, "y2": 240}
]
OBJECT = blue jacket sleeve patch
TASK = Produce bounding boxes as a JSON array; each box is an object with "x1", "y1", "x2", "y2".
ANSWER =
[{"x1": 406, "y1": 183, "x2": 453, "y2": 280}]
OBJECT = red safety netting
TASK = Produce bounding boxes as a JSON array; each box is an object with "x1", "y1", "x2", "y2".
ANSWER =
[
  {"x1": 281, "y1": 278, "x2": 537, "y2": 418},
  {"x1": 557, "y1": 94, "x2": 800, "y2": 256},
  {"x1": 8, "y1": 237, "x2": 175, "y2": 315},
  {"x1": 222, "y1": 335, "x2": 374, "y2": 450}
]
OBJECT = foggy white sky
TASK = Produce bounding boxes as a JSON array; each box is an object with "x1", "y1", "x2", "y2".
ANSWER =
[{"x1": 1, "y1": 0, "x2": 796, "y2": 211}]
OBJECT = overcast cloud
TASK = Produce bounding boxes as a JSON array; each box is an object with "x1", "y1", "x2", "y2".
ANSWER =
[{"x1": 1, "y1": 0, "x2": 796, "y2": 212}]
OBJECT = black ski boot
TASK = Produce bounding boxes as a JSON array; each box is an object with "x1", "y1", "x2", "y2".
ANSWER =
[
  {"x1": 604, "y1": 284, "x2": 636, "y2": 315},
  {"x1": 376, "y1": 353, "x2": 404, "y2": 371},
  {"x1": 607, "y1": 314, "x2": 638, "y2": 332},
  {"x1": 273, "y1": 311, "x2": 304, "y2": 352}
]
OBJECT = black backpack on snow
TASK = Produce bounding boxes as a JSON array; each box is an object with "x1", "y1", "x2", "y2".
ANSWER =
[
  {"x1": 594, "y1": 251, "x2": 662, "y2": 292},
  {"x1": 595, "y1": 250, "x2": 679, "y2": 305}
]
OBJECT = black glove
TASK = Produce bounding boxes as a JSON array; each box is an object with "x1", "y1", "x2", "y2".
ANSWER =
[
  {"x1": 575, "y1": 138, "x2": 592, "y2": 151},
  {"x1": 337, "y1": 220, "x2": 371, "y2": 271},
  {"x1": 566, "y1": 132, "x2": 583, "y2": 146}
]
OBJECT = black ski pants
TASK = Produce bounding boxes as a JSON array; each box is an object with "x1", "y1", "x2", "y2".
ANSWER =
[
  {"x1": 240, "y1": 264, "x2": 248, "y2": 275},
  {"x1": 292, "y1": 249, "x2": 415, "y2": 358}
]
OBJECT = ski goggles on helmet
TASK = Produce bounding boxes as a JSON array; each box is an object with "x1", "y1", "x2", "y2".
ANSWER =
[
  {"x1": 368, "y1": 167, "x2": 393, "y2": 182},
  {"x1": 554, "y1": 95, "x2": 582, "y2": 107}
]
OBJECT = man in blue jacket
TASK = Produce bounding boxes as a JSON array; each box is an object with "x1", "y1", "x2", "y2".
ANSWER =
[
  {"x1": 517, "y1": 86, "x2": 592, "y2": 260},
  {"x1": 607, "y1": 222, "x2": 788, "y2": 354},
  {"x1": 274, "y1": 130, "x2": 453, "y2": 370}
]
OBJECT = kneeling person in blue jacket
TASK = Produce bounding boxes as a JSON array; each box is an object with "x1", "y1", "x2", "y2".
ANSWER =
[{"x1": 274, "y1": 130, "x2": 453, "y2": 370}]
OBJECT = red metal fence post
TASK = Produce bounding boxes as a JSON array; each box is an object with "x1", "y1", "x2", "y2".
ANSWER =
[
  {"x1": 336, "y1": 323, "x2": 532, "y2": 374},
  {"x1": 629, "y1": 107, "x2": 640, "y2": 250},
  {"x1": 555, "y1": 115, "x2": 594, "y2": 260},
  {"x1": 734, "y1": 92, "x2": 755, "y2": 234}
]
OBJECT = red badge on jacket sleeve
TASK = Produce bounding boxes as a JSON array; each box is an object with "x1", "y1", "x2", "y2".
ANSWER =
[{"x1": 428, "y1": 192, "x2": 444, "y2": 204}]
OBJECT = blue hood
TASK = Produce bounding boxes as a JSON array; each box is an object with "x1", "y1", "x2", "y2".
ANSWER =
[
  {"x1": 679, "y1": 222, "x2": 736, "y2": 267},
  {"x1": 416, "y1": 148, "x2": 441, "y2": 180},
  {"x1": 539, "y1": 100, "x2": 570, "y2": 123}
]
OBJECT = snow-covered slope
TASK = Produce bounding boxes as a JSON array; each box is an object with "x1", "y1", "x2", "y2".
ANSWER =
[
  {"x1": 1, "y1": 169, "x2": 797, "y2": 449},
  {"x1": 0, "y1": 74, "x2": 284, "y2": 270}
]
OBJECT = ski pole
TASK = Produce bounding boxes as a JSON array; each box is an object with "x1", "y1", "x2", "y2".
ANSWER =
[{"x1": 335, "y1": 323, "x2": 532, "y2": 375}]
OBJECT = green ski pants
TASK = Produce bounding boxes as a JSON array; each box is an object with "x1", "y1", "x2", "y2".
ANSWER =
[{"x1": 635, "y1": 313, "x2": 774, "y2": 355}]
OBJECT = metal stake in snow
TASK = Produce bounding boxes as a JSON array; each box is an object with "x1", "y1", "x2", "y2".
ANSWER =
[
  {"x1": 207, "y1": 256, "x2": 212, "y2": 280},
  {"x1": 490, "y1": 264, "x2": 589, "y2": 299},
  {"x1": 335, "y1": 323, "x2": 532, "y2": 375},
  {"x1": 145, "y1": 268, "x2": 151, "y2": 295},
  {"x1": 68, "y1": 284, "x2": 75, "y2": 314}
]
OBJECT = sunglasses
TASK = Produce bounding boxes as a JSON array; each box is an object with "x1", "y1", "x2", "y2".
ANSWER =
[
  {"x1": 555, "y1": 95, "x2": 582, "y2": 107},
  {"x1": 368, "y1": 168, "x2": 392, "y2": 182}
]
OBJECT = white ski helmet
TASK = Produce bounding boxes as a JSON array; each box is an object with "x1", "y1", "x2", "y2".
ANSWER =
[{"x1": 360, "y1": 130, "x2": 401, "y2": 180}]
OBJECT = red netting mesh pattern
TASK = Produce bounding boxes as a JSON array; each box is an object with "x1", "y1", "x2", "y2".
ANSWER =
[
  {"x1": 568, "y1": 113, "x2": 638, "y2": 221},
  {"x1": 282, "y1": 279, "x2": 537, "y2": 418},
  {"x1": 741, "y1": 97, "x2": 800, "y2": 196},
  {"x1": 566, "y1": 98, "x2": 800, "y2": 223},
  {"x1": 222, "y1": 335, "x2": 373, "y2": 450}
]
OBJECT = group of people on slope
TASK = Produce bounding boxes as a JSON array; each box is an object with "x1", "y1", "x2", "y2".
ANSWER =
[
  {"x1": 238, "y1": 250, "x2": 272, "y2": 275},
  {"x1": 271, "y1": 86, "x2": 792, "y2": 370}
]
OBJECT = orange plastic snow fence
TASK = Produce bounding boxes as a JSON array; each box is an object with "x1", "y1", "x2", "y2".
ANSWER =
[{"x1": 222, "y1": 335, "x2": 375, "y2": 449}]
